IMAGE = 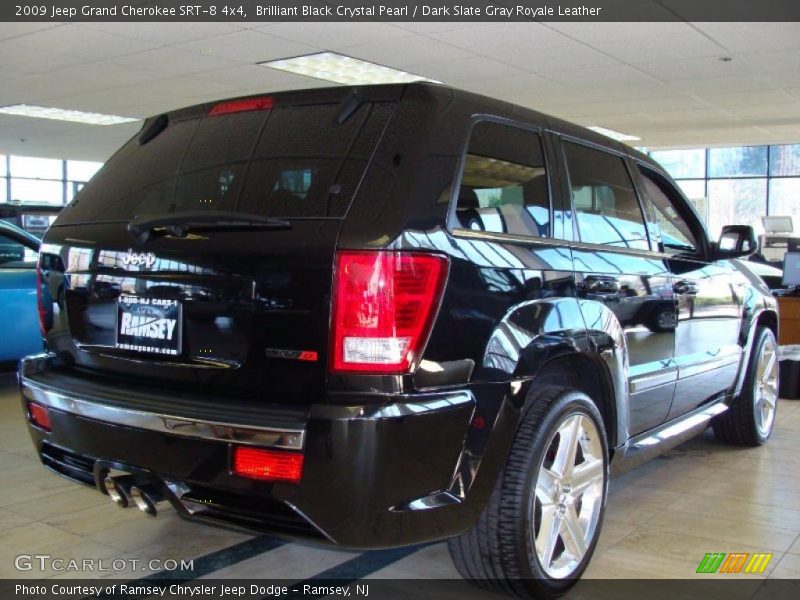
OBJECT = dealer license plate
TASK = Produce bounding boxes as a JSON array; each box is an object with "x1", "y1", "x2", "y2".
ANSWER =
[{"x1": 116, "y1": 294, "x2": 183, "y2": 356}]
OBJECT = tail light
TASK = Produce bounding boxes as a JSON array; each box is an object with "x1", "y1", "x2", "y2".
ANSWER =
[
  {"x1": 28, "y1": 401, "x2": 51, "y2": 431},
  {"x1": 330, "y1": 251, "x2": 448, "y2": 373},
  {"x1": 208, "y1": 96, "x2": 274, "y2": 116},
  {"x1": 232, "y1": 447, "x2": 303, "y2": 484},
  {"x1": 35, "y1": 261, "x2": 47, "y2": 337}
]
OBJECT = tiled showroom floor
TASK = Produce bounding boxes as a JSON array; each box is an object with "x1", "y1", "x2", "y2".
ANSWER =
[{"x1": 1, "y1": 372, "x2": 798, "y2": 585}]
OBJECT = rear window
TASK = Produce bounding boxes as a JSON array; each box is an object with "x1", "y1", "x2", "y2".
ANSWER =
[{"x1": 57, "y1": 101, "x2": 394, "y2": 225}]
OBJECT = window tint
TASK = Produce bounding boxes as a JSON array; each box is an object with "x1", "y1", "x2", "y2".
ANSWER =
[
  {"x1": 0, "y1": 233, "x2": 37, "y2": 268},
  {"x1": 637, "y1": 167, "x2": 698, "y2": 256},
  {"x1": 454, "y1": 121, "x2": 550, "y2": 237},
  {"x1": 58, "y1": 102, "x2": 393, "y2": 225},
  {"x1": 564, "y1": 142, "x2": 648, "y2": 250}
]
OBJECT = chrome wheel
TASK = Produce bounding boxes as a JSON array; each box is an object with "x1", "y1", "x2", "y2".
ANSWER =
[
  {"x1": 655, "y1": 309, "x2": 676, "y2": 330},
  {"x1": 754, "y1": 337, "x2": 778, "y2": 438},
  {"x1": 532, "y1": 413, "x2": 605, "y2": 579}
]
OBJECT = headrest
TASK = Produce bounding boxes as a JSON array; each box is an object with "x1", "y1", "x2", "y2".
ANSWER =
[{"x1": 458, "y1": 187, "x2": 479, "y2": 209}]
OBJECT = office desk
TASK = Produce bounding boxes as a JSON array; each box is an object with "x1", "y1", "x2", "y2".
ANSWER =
[{"x1": 777, "y1": 296, "x2": 800, "y2": 345}]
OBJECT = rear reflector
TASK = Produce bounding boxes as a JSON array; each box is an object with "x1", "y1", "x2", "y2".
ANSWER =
[
  {"x1": 232, "y1": 447, "x2": 303, "y2": 483},
  {"x1": 208, "y1": 96, "x2": 274, "y2": 116},
  {"x1": 330, "y1": 251, "x2": 448, "y2": 373},
  {"x1": 28, "y1": 401, "x2": 51, "y2": 431}
]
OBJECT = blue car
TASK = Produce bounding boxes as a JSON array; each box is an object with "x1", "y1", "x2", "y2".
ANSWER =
[{"x1": 0, "y1": 220, "x2": 42, "y2": 363}]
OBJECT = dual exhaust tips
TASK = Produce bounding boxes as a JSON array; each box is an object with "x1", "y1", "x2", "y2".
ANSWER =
[{"x1": 103, "y1": 475, "x2": 163, "y2": 516}]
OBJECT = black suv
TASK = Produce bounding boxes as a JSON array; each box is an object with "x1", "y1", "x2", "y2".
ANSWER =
[{"x1": 21, "y1": 83, "x2": 779, "y2": 597}]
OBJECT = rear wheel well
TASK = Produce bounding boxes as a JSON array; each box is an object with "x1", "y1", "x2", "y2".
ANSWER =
[
  {"x1": 530, "y1": 353, "x2": 617, "y2": 449},
  {"x1": 756, "y1": 310, "x2": 778, "y2": 339}
]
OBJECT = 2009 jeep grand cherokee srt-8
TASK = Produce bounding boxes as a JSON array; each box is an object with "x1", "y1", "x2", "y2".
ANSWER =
[{"x1": 21, "y1": 83, "x2": 779, "y2": 598}]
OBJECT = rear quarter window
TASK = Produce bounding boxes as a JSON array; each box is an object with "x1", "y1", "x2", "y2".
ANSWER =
[{"x1": 453, "y1": 120, "x2": 551, "y2": 238}]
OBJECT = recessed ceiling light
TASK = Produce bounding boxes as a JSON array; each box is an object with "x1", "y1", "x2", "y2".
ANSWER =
[
  {"x1": 258, "y1": 52, "x2": 440, "y2": 86},
  {"x1": 0, "y1": 104, "x2": 139, "y2": 125},
  {"x1": 587, "y1": 126, "x2": 642, "y2": 142}
]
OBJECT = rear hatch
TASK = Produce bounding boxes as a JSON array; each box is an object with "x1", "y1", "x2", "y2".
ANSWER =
[{"x1": 43, "y1": 89, "x2": 398, "y2": 404}]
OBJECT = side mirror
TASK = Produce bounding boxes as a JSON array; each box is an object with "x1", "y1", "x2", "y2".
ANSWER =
[{"x1": 714, "y1": 225, "x2": 758, "y2": 259}]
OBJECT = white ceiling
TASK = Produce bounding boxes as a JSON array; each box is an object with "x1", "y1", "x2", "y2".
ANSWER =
[{"x1": 1, "y1": 20, "x2": 800, "y2": 161}]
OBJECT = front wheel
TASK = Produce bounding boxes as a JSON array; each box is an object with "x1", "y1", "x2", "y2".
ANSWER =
[
  {"x1": 448, "y1": 387, "x2": 608, "y2": 599},
  {"x1": 713, "y1": 326, "x2": 779, "y2": 446}
]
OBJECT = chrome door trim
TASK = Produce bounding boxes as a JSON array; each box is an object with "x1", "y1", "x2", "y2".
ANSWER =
[
  {"x1": 628, "y1": 366, "x2": 678, "y2": 394},
  {"x1": 677, "y1": 349, "x2": 742, "y2": 380}
]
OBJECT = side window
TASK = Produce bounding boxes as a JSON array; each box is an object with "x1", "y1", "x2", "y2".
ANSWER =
[
  {"x1": 454, "y1": 121, "x2": 550, "y2": 237},
  {"x1": 0, "y1": 233, "x2": 37, "y2": 268},
  {"x1": 563, "y1": 141, "x2": 649, "y2": 250},
  {"x1": 637, "y1": 166, "x2": 698, "y2": 256}
]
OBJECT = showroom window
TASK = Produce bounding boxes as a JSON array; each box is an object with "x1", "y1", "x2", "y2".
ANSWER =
[
  {"x1": 648, "y1": 143, "x2": 800, "y2": 239},
  {"x1": 1, "y1": 154, "x2": 103, "y2": 206},
  {"x1": 0, "y1": 154, "x2": 6, "y2": 203}
]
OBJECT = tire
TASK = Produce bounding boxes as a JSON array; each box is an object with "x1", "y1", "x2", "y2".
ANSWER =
[
  {"x1": 713, "y1": 326, "x2": 779, "y2": 446},
  {"x1": 646, "y1": 304, "x2": 677, "y2": 333},
  {"x1": 448, "y1": 386, "x2": 609, "y2": 599}
]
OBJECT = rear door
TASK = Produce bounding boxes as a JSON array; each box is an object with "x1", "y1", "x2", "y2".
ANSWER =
[
  {"x1": 42, "y1": 94, "x2": 396, "y2": 404},
  {"x1": 558, "y1": 138, "x2": 677, "y2": 437}
]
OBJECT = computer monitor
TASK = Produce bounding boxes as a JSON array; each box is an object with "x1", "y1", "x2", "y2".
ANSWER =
[
  {"x1": 762, "y1": 216, "x2": 794, "y2": 234},
  {"x1": 783, "y1": 251, "x2": 800, "y2": 287}
]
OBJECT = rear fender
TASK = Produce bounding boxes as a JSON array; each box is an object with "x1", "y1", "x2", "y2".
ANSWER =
[{"x1": 453, "y1": 296, "x2": 627, "y2": 514}]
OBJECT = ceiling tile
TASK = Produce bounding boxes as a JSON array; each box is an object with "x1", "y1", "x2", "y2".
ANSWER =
[
  {"x1": 737, "y1": 51, "x2": 800, "y2": 74},
  {"x1": 339, "y1": 36, "x2": 473, "y2": 70},
  {"x1": 547, "y1": 21, "x2": 693, "y2": 42},
  {"x1": 0, "y1": 40, "x2": 86, "y2": 73},
  {"x1": 704, "y1": 23, "x2": 800, "y2": 53},
  {"x1": 268, "y1": 22, "x2": 409, "y2": 50},
  {"x1": 636, "y1": 56, "x2": 755, "y2": 82},
  {"x1": 496, "y1": 43, "x2": 619, "y2": 73},
  {"x1": 109, "y1": 47, "x2": 240, "y2": 76},
  {"x1": 431, "y1": 23, "x2": 574, "y2": 56},
  {"x1": 584, "y1": 31, "x2": 724, "y2": 64},
  {"x1": 461, "y1": 73, "x2": 567, "y2": 99},
  {"x1": 693, "y1": 89, "x2": 798, "y2": 108},
  {"x1": 74, "y1": 22, "x2": 244, "y2": 45},
  {"x1": 10, "y1": 24, "x2": 156, "y2": 61},
  {"x1": 670, "y1": 73, "x2": 779, "y2": 94},
  {"x1": 176, "y1": 30, "x2": 318, "y2": 64},
  {"x1": 202, "y1": 64, "x2": 339, "y2": 93},
  {"x1": 414, "y1": 57, "x2": 527, "y2": 84},
  {"x1": 0, "y1": 22, "x2": 65, "y2": 42},
  {"x1": 540, "y1": 64, "x2": 662, "y2": 88}
]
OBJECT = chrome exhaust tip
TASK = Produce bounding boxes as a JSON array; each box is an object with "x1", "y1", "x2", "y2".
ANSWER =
[
  {"x1": 130, "y1": 485, "x2": 163, "y2": 517},
  {"x1": 103, "y1": 475, "x2": 133, "y2": 508}
]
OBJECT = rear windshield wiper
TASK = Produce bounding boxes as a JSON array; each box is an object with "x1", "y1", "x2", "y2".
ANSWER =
[{"x1": 128, "y1": 211, "x2": 291, "y2": 242}]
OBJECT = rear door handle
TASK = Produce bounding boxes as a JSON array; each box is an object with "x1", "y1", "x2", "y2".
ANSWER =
[{"x1": 673, "y1": 280, "x2": 698, "y2": 295}]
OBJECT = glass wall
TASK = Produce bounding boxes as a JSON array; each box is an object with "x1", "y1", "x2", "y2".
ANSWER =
[
  {"x1": 649, "y1": 143, "x2": 800, "y2": 239},
  {"x1": 1, "y1": 154, "x2": 103, "y2": 207}
]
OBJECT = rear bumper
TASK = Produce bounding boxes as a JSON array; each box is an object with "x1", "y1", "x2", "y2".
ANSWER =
[{"x1": 19, "y1": 354, "x2": 494, "y2": 549}]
